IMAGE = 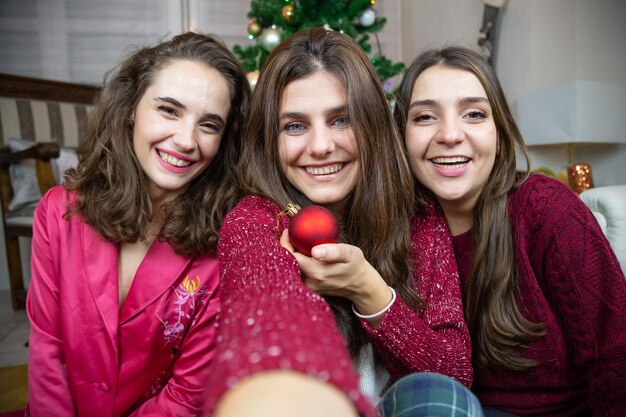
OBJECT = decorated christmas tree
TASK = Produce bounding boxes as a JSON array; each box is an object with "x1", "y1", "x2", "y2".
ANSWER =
[{"x1": 235, "y1": 0, "x2": 404, "y2": 95}]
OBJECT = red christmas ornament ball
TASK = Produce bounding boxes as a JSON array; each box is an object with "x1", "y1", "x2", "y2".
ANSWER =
[{"x1": 289, "y1": 205, "x2": 339, "y2": 256}]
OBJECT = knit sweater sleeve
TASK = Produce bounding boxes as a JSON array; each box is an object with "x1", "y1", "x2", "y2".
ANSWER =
[
  {"x1": 359, "y1": 201, "x2": 473, "y2": 387},
  {"x1": 517, "y1": 175, "x2": 626, "y2": 416},
  {"x1": 204, "y1": 195, "x2": 377, "y2": 417}
]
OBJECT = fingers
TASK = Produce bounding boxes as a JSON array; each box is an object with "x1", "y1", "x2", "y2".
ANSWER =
[
  {"x1": 279, "y1": 229, "x2": 295, "y2": 253},
  {"x1": 310, "y1": 243, "x2": 358, "y2": 263}
]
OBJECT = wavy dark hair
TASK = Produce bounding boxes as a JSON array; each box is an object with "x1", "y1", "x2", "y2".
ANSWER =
[
  {"x1": 64, "y1": 32, "x2": 250, "y2": 257},
  {"x1": 394, "y1": 46, "x2": 545, "y2": 370},
  {"x1": 238, "y1": 27, "x2": 418, "y2": 356}
]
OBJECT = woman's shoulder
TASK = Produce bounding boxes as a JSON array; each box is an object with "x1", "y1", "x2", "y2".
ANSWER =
[
  {"x1": 511, "y1": 173, "x2": 578, "y2": 208},
  {"x1": 509, "y1": 173, "x2": 585, "y2": 230},
  {"x1": 220, "y1": 195, "x2": 287, "y2": 244},
  {"x1": 38, "y1": 185, "x2": 75, "y2": 214},
  {"x1": 225, "y1": 195, "x2": 282, "y2": 223}
]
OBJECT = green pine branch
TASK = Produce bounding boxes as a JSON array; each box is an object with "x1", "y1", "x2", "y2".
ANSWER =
[{"x1": 235, "y1": 0, "x2": 405, "y2": 89}]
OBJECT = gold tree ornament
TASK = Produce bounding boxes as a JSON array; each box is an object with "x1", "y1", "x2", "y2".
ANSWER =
[
  {"x1": 247, "y1": 19, "x2": 262, "y2": 37},
  {"x1": 281, "y1": 4, "x2": 294, "y2": 23}
]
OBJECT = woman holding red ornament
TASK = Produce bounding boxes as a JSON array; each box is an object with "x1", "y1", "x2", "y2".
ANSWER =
[
  {"x1": 206, "y1": 28, "x2": 482, "y2": 417},
  {"x1": 393, "y1": 46, "x2": 626, "y2": 416}
]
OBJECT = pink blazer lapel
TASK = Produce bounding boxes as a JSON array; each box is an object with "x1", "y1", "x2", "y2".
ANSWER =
[
  {"x1": 119, "y1": 239, "x2": 190, "y2": 325},
  {"x1": 80, "y1": 221, "x2": 120, "y2": 339}
]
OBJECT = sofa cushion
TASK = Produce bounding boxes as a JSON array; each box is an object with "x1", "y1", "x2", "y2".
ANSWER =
[
  {"x1": 7, "y1": 138, "x2": 41, "y2": 211},
  {"x1": 51, "y1": 146, "x2": 78, "y2": 184}
]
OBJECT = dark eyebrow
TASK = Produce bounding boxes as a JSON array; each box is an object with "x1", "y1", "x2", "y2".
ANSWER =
[
  {"x1": 280, "y1": 111, "x2": 306, "y2": 121},
  {"x1": 327, "y1": 104, "x2": 347, "y2": 116},
  {"x1": 156, "y1": 96, "x2": 225, "y2": 126},
  {"x1": 408, "y1": 99, "x2": 436, "y2": 110},
  {"x1": 155, "y1": 96, "x2": 185, "y2": 109},
  {"x1": 408, "y1": 97, "x2": 489, "y2": 110},
  {"x1": 280, "y1": 105, "x2": 348, "y2": 121},
  {"x1": 460, "y1": 96, "x2": 489, "y2": 105}
]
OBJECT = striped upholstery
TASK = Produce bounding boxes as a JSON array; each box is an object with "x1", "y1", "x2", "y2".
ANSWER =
[
  {"x1": 0, "y1": 98, "x2": 92, "y2": 147},
  {"x1": 0, "y1": 74, "x2": 99, "y2": 311}
]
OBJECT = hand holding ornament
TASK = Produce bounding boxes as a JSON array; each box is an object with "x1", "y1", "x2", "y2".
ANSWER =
[{"x1": 280, "y1": 234, "x2": 393, "y2": 327}]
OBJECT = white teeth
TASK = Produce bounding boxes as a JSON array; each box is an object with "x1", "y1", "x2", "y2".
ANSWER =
[
  {"x1": 305, "y1": 163, "x2": 343, "y2": 175},
  {"x1": 431, "y1": 156, "x2": 470, "y2": 164},
  {"x1": 439, "y1": 163, "x2": 466, "y2": 169},
  {"x1": 159, "y1": 151, "x2": 191, "y2": 167}
]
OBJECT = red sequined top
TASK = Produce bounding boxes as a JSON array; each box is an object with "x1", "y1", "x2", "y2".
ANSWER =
[
  {"x1": 204, "y1": 195, "x2": 472, "y2": 415},
  {"x1": 453, "y1": 174, "x2": 626, "y2": 416}
]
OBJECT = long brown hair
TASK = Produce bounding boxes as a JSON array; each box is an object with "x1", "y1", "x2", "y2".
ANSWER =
[
  {"x1": 64, "y1": 32, "x2": 250, "y2": 257},
  {"x1": 239, "y1": 27, "x2": 418, "y2": 355},
  {"x1": 395, "y1": 46, "x2": 544, "y2": 370}
]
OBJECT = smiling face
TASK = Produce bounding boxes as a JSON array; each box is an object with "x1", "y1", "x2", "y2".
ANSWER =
[
  {"x1": 278, "y1": 71, "x2": 359, "y2": 217},
  {"x1": 132, "y1": 59, "x2": 231, "y2": 204},
  {"x1": 405, "y1": 65, "x2": 497, "y2": 227}
]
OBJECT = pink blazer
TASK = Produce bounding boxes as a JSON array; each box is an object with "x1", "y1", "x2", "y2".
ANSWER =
[{"x1": 26, "y1": 186, "x2": 220, "y2": 416}]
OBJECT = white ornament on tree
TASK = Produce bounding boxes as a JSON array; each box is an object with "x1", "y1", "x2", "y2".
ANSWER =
[
  {"x1": 359, "y1": 8, "x2": 376, "y2": 27},
  {"x1": 260, "y1": 25, "x2": 281, "y2": 51}
]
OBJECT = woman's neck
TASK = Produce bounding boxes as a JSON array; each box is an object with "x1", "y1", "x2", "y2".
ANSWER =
[{"x1": 438, "y1": 200, "x2": 474, "y2": 237}]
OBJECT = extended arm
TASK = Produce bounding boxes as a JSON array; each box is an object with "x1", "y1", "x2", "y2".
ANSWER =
[
  {"x1": 360, "y1": 203, "x2": 473, "y2": 386},
  {"x1": 204, "y1": 196, "x2": 376, "y2": 417}
]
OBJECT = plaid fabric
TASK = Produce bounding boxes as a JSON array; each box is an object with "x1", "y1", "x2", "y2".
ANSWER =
[{"x1": 379, "y1": 372, "x2": 484, "y2": 417}]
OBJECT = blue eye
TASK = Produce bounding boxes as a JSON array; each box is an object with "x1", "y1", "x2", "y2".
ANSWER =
[
  {"x1": 283, "y1": 122, "x2": 307, "y2": 134},
  {"x1": 332, "y1": 115, "x2": 350, "y2": 127}
]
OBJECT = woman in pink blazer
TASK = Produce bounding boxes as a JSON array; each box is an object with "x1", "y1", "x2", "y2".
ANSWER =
[{"x1": 26, "y1": 32, "x2": 250, "y2": 416}]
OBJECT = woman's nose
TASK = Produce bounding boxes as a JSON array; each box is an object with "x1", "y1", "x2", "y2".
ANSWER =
[
  {"x1": 435, "y1": 117, "x2": 465, "y2": 145},
  {"x1": 173, "y1": 121, "x2": 197, "y2": 152},
  {"x1": 308, "y1": 127, "x2": 336, "y2": 157}
]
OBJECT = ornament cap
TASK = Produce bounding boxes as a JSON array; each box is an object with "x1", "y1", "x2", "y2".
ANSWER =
[
  {"x1": 284, "y1": 203, "x2": 301, "y2": 217},
  {"x1": 275, "y1": 203, "x2": 302, "y2": 238}
]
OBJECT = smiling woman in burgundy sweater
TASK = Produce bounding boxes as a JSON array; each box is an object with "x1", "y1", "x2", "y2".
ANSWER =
[{"x1": 395, "y1": 45, "x2": 626, "y2": 417}]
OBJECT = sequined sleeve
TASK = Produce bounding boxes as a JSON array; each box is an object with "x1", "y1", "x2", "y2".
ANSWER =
[
  {"x1": 359, "y1": 201, "x2": 473, "y2": 387},
  {"x1": 204, "y1": 195, "x2": 377, "y2": 417}
]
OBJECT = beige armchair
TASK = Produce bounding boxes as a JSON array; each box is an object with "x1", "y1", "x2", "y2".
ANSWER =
[
  {"x1": 580, "y1": 185, "x2": 626, "y2": 275},
  {"x1": 0, "y1": 73, "x2": 99, "y2": 310}
]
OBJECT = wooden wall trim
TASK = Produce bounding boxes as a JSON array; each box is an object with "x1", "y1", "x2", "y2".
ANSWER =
[{"x1": 0, "y1": 73, "x2": 101, "y2": 104}]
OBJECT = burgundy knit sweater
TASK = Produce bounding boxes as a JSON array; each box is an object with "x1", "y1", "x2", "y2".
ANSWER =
[
  {"x1": 204, "y1": 195, "x2": 472, "y2": 415},
  {"x1": 452, "y1": 174, "x2": 626, "y2": 416}
]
